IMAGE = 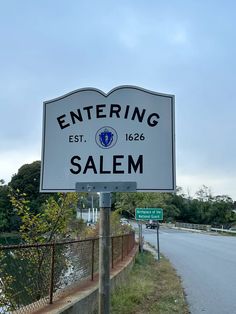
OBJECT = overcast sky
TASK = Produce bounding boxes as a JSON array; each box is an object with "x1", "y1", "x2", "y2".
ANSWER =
[{"x1": 1, "y1": 0, "x2": 236, "y2": 199}]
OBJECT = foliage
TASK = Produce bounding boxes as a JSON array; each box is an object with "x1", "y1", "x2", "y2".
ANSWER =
[
  {"x1": 114, "y1": 192, "x2": 180, "y2": 222},
  {"x1": 9, "y1": 161, "x2": 51, "y2": 214},
  {"x1": 0, "y1": 250, "x2": 15, "y2": 311},
  {"x1": 0, "y1": 190, "x2": 78, "y2": 312},
  {"x1": 0, "y1": 180, "x2": 19, "y2": 232},
  {"x1": 69, "y1": 211, "x2": 134, "y2": 239},
  {"x1": 176, "y1": 186, "x2": 235, "y2": 226},
  {"x1": 110, "y1": 211, "x2": 133, "y2": 235},
  {"x1": 114, "y1": 186, "x2": 236, "y2": 226},
  {"x1": 0, "y1": 161, "x2": 52, "y2": 232},
  {"x1": 1, "y1": 159, "x2": 235, "y2": 232},
  {"x1": 9, "y1": 189, "x2": 77, "y2": 243}
]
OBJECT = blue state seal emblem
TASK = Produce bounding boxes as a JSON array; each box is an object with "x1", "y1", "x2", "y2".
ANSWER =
[{"x1": 95, "y1": 126, "x2": 118, "y2": 149}]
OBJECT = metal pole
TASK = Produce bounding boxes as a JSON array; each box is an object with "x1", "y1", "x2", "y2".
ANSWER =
[
  {"x1": 96, "y1": 207, "x2": 98, "y2": 222},
  {"x1": 157, "y1": 222, "x2": 160, "y2": 261},
  {"x1": 92, "y1": 194, "x2": 94, "y2": 215},
  {"x1": 99, "y1": 192, "x2": 111, "y2": 314},
  {"x1": 138, "y1": 223, "x2": 142, "y2": 252},
  {"x1": 138, "y1": 222, "x2": 143, "y2": 253},
  {"x1": 88, "y1": 208, "x2": 91, "y2": 223},
  {"x1": 140, "y1": 223, "x2": 143, "y2": 253},
  {"x1": 79, "y1": 196, "x2": 83, "y2": 219}
]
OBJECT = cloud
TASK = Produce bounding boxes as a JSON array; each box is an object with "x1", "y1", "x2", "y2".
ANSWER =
[
  {"x1": 178, "y1": 173, "x2": 236, "y2": 200},
  {"x1": 0, "y1": 0, "x2": 236, "y2": 201},
  {"x1": 0, "y1": 148, "x2": 41, "y2": 183}
]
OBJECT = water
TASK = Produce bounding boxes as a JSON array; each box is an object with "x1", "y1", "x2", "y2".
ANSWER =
[{"x1": 0, "y1": 234, "x2": 21, "y2": 246}]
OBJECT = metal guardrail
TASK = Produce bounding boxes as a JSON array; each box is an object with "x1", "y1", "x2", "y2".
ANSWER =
[
  {"x1": 0, "y1": 232, "x2": 135, "y2": 314},
  {"x1": 211, "y1": 227, "x2": 236, "y2": 234},
  {"x1": 175, "y1": 223, "x2": 236, "y2": 234},
  {"x1": 175, "y1": 222, "x2": 211, "y2": 231}
]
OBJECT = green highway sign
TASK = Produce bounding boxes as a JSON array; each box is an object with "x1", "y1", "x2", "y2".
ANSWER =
[{"x1": 135, "y1": 208, "x2": 163, "y2": 220}]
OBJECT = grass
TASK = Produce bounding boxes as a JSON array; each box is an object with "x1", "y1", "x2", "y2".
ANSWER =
[{"x1": 111, "y1": 251, "x2": 189, "y2": 314}]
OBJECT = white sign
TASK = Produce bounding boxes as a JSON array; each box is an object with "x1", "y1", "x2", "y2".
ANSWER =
[{"x1": 40, "y1": 86, "x2": 175, "y2": 192}]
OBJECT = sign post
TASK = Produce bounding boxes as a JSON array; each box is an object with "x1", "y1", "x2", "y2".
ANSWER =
[
  {"x1": 135, "y1": 208, "x2": 163, "y2": 260},
  {"x1": 40, "y1": 86, "x2": 175, "y2": 313},
  {"x1": 99, "y1": 192, "x2": 111, "y2": 314},
  {"x1": 138, "y1": 222, "x2": 143, "y2": 253},
  {"x1": 76, "y1": 182, "x2": 136, "y2": 314},
  {"x1": 157, "y1": 222, "x2": 160, "y2": 261}
]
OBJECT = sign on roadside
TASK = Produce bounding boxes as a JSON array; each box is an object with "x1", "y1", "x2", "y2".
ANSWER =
[
  {"x1": 40, "y1": 85, "x2": 174, "y2": 314},
  {"x1": 40, "y1": 85, "x2": 175, "y2": 192},
  {"x1": 135, "y1": 208, "x2": 163, "y2": 220}
]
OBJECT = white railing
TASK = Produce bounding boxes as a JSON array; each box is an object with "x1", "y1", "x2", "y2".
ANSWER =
[{"x1": 211, "y1": 227, "x2": 236, "y2": 234}]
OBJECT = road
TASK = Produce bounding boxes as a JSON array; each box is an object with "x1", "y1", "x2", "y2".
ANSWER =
[{"x1": 142, "y1": 226, "x2": 236, "y2": 314}]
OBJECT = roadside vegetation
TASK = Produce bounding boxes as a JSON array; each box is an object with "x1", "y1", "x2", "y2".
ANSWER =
[
  {"x1": 1, "y1": 160, "x2": 233, "y2": 313},
  {"x1": 111, "y1": 251, "x2": 189, "y2": 314},
  {"x1": 0, "y1": 183, "x2": 132, "y2": 312},
  {"x1": 1, "y1": 161, "x2": 236, "y2": 237}
]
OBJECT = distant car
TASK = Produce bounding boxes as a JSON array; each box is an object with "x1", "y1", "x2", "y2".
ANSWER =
[
  {"x1": 120, "y1": 218, "x2": 131, "y2": 226},
  {"x1": 146, "y1": 220, "x2": 158, "y2": 229}
]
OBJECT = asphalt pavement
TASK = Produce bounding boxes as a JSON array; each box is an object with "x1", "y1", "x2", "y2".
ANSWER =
[{"x1": 141, "y1": 225, "x2": 236, "y2": 314}]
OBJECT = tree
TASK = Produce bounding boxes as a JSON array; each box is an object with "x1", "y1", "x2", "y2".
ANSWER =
[
  {"x1": 0, "y1": 180, "x2": 19, "y2": 232},
  {"x1": 207, "y1": 195, "x2": 235, "y2": 226},
  {"x1": 9, "y1": 189, "x2": 77, "y2": 243},
  {"x1": 114, "y1": 191, "x2": 181, "y2": 222},
  {"x1": 177, "y1": 186, "x2": 236, "y2": 226},
  {"x1": 9, "y1": 161, "x2": 51, "y2": 214}
]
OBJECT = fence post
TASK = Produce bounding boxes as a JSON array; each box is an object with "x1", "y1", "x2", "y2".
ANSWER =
[
  {"x1": 49, "y1": 243, "x2": 55, "y2": 304},
  {"x1": 127, "y1": 234, "x2": 129, "y2": 253},
  {"x1": 121, "y1": 235, "x2": 124, "y2": 260},
  {"x1": 91, "y1": 239, "x2": 95, "y2": 281}
]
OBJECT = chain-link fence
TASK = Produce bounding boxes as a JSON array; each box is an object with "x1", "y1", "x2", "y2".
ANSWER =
[{"x1": 0, "y1": 232, "x2": 135, "y2": 313}]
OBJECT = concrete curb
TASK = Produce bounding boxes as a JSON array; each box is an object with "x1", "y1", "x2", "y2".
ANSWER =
[{"x1": 143, "y1": 242, "x2": 160, "y2": 260}]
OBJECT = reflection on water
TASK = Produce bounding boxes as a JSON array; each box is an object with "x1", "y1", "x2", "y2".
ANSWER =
[
  {"x1": 0, "y1": 234, "x2": 21, "y2": 246},
  {"x1": 0, "y1": 237, "x2": 98, "y2": 313}
]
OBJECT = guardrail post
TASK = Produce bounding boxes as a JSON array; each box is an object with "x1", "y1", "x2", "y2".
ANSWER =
[{"x1": 49, "y1": 243, "x2": 55, "y2": 304}]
